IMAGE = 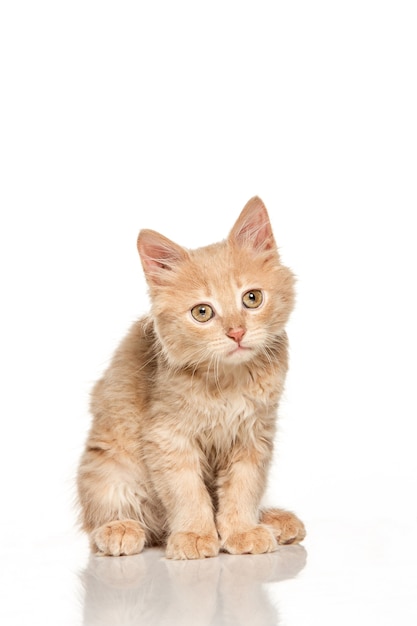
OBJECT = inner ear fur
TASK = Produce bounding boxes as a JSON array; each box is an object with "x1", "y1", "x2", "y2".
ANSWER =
[
  {"x1": 229, "y1": 196, "x2": 276, "y2": 251},
  {"x1": 137, "y1": 229, "x2": 189, "y2": 283}
]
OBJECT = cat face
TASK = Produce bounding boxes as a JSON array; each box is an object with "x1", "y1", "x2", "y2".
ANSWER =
[{"x1": 137, "y1": 197, "x2": 295, "y2": 369}]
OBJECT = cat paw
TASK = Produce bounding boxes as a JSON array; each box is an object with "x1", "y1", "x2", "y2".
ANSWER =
[
  {"x1": 222, "y1": 525, "x2": 277, "y2": 555},
  {"x1": 92, "y1": 520, "x2": 146, "y2": 556},
  {"x1": 166, "y1": 532, "x2": 220, "y2": 560},
  {"x1": 260, "y1": 508, "x2": 306, "y2": 544}
]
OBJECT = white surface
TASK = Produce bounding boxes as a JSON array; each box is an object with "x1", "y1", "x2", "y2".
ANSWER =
[
  {"x1": 1, "y1": 520, "x2": 416, "y2": 626},
  {"x1": 1, "y1": 1, "x2": 416, "y2": 625}
]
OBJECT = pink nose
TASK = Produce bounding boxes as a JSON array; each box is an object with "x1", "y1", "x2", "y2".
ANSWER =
[{"x1": 227, "y1": 327, "x2": 246, "y2": 343}]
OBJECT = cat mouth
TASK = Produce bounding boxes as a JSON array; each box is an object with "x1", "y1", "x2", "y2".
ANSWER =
[{"x1": 227, "y1": 345, "x2": 252, "y2": 358}]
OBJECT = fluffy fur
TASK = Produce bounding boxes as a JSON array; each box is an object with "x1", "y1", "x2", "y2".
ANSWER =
[{"x1": 77, "y1": 196, "x2": 305, "y2": 559}]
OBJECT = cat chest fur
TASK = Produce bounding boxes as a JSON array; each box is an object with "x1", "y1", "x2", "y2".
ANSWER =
[{"x1": 149, "y1": 365, "x2": 280, "y2": 453}]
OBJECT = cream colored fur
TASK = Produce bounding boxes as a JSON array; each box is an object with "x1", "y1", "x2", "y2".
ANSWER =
[{"x1": 77, "y1": 196, "x2": 305, "y2": 559}]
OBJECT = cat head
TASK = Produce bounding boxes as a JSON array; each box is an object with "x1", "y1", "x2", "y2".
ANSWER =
[{"x1": 137, "y1": 197, "x2": 295, "y2": 369}]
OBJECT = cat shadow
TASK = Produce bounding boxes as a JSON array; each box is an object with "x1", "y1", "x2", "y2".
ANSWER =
[{"x1": 80, "y1": 545, "x2": 307, "y2": 626}]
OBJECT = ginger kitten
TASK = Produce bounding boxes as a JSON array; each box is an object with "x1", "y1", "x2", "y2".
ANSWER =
[{"x1": 77, "y1": 196, "x2": 305, "y2": 559}]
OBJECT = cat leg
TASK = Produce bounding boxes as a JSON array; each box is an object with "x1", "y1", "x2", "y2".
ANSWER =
[
  {"x1": 260, "y1": 508, "x2": 306, "y2": 545},
  {"x1": 216, "y1": 448, "x2": 278, "y2": 556},
  {"x1": 78, "y1": 448, "x2": 148, "y2": 556},
  {"x1": 145, "y1": 439, "x2": 219, "y2": 559}
]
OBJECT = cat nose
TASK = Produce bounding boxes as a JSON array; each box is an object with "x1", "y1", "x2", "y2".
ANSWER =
[{"x1": 227, "y1": 327, "x2": 246, "y2": 343}]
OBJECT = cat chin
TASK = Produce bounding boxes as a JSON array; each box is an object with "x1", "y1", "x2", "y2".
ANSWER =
[{"x1": 224, "y1": 346, "x2": 253, "y2": 361}]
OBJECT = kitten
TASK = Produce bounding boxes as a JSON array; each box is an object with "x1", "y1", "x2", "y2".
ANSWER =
[{"x1": 77, "y1": 196, "x2": 305, "y2": 559}]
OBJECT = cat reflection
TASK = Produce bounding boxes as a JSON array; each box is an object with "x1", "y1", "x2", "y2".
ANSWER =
[{"x1": 81, "y1": 546, "x2": 307, "y2": 626}]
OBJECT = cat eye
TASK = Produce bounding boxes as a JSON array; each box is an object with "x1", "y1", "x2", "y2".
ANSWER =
[
  {"x1": 242, "y1": 290, "x2": 263, "y2": 309},
  {"x1": 191, "y1": 304, "x2": 214, "y2": 323}
]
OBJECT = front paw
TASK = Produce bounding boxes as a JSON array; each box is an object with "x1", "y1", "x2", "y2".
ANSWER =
[
  {"x1": 166, "y1": 532, "x2": 220, "y2": 560},
  {"x1": 222, "y1": 525, "x2": 277, "y2": 555}
]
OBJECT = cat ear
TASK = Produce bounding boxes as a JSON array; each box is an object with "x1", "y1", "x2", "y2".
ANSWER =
[
  {"x1": 229, "y1": 196, "x2": 275, "y2": 251},
  {"x1": 137, "y1": 229, "x2": 188, "y2": 284}
]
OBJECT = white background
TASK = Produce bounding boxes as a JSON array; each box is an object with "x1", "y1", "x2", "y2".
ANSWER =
[{"x1": 1, "y1": 1, "x2": 416, "y2": 625}]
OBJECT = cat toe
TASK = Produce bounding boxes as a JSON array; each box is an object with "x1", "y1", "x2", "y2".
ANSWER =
[{"x1": 222, "y1": 525, "x2": 277, "y2": 555}]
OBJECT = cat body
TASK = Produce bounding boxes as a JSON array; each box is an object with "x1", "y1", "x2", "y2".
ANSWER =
[{"x1": 77, "y1": 197, "x2": 305, "y2": 559}]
